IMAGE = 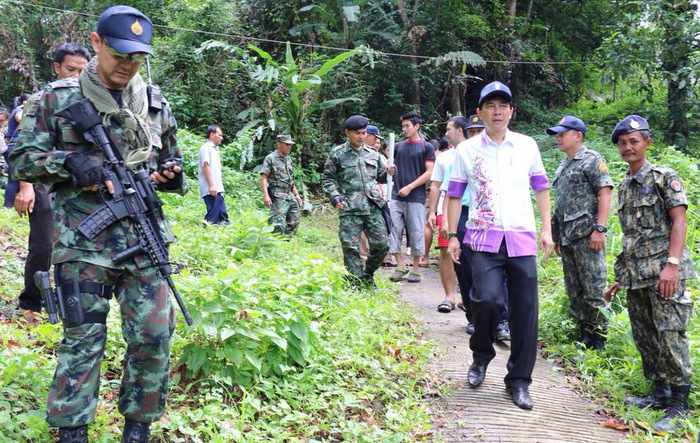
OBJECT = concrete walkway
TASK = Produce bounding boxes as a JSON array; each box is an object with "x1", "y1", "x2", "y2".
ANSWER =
[{"x1": 391, "y1": 265, "x2": 626, "y2": 443}]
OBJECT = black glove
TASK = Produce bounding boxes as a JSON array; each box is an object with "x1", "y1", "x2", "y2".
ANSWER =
[
  {"x1": 64, "y1": 152, "x2": 109, "y2": 188},
  {"x1": 157, "y1": 158, "x2": 184, "y2": 191}
]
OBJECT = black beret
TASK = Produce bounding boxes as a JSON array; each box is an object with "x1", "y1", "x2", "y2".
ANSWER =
[
  {"x1": 344, "y1": 115, "x2": 369, "y2": 130},
  {"x1": 611, "y1": 115, "x2": 650, "y2": 144}
]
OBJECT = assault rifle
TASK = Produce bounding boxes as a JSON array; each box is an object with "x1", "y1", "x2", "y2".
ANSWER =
[{"x1": 55, "y1": 99, "x2": 193, "y2": 326}]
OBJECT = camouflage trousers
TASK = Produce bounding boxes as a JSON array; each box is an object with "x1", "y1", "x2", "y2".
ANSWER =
[
  {"x1": 269, "y1": 195, "x2": 300, "y2": 235},
  {"x1": 339, "y1": 207, "x2": 388, "y2": 279},
  {"x1": 628, "y1": 282, "x2": 693, "y2": 386},
  {"x1": 47, "y1": 261, "x2": 174, "y2": 428},
  {"x1": 560, "y1": 239, "x2": 608, "y2": 335}
]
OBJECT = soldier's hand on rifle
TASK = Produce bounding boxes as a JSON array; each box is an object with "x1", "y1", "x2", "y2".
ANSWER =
[
  {"x1": 588, "y1": 231, "x2": 605, "y2": 252},
  {"x1": 151, "y1": 164, "x2": 182, "y2": 184},
  {"x1": 657, "y1": 263, "x2": 680, "y2": 300},
  {"x1": 14, "y1": 181, "x2": 35, "y2": 216},
  {"x1": 604, "y1": 282, "x2": 620, "y2": 303},
  {"x1": 64, "y1": 152, "x2": 114, "y2": 194}
]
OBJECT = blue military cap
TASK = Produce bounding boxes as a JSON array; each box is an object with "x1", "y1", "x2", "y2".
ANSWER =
[
  {"x1": 97, "y1": 5, "x2": 153, "y2": 54},
  {"x1": 344, "y1": 115, "x2": 369, "y2": 130},
  {"x1": 466, "y1": 114, "x2": 485, "y2": 129},
  {"x1": 478, "y1": 81, "x2": 512, "y2": 107},
  {"x1": 366, "y1": 124, "x2": 383, "y2": 139},
  {"x1": 611, "y1": 114, "x2": 651, "y2": 144},
  {"x1": 546, "y1": 115, "x2": 587, "y2": 135}
]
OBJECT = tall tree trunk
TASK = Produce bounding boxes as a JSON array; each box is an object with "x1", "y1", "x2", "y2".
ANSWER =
[
  {"x1": 397, "y1": 0, "x2": 422, "y2": 108},
  {"x1": 661, "y1": 0, "x2": 692, "y2": 150}
]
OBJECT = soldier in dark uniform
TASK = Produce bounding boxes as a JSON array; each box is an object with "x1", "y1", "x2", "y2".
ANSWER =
[
  {"x1": 322, "y1": 115, "x2": 390, "y2": 287},
  {"x1": 10, "y1": 6, "x2": 185, "y2": 442},
  {"x1": 548, "y1": 116, "x2": 613, "y2": 349},
  {"x1": 605, "y1": 115, "x2": 695, "y2": 433}
]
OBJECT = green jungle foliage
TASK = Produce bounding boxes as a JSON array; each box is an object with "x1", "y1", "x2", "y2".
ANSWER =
[{"x1": 0, "y1": 130, "x2": 433, "y2": 442}]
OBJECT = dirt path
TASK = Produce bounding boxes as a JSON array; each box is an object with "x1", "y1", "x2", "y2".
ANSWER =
[{"x1": 389, "y1": 265, "x2": 625, "y2": 443}]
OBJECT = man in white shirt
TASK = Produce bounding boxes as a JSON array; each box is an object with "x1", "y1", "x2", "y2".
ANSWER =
[
  {"x1": 446, "y1": 81, "x2": 554, "y2": 410},
  {"x1": 199, "y1": 124, "x2": 228, "y2": 225}
]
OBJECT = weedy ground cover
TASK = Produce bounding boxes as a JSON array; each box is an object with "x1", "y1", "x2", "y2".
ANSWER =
[{"x1": 0, "y1": 129, "x2": 433, "y2": 442}]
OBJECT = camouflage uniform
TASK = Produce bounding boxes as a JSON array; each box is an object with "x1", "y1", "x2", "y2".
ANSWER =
[
  {"x1": 261, "y1": 150, "x2": 299, "y2": 235},
  {"x1": 615, "y1": 161, "x2": 695, "y2": 386},
  {"x1": 552, "y1": 147, "x2": 613, "y2": 338},
  {"x1": 9, "y1": 76, "x2": 184, "y2": 427},
  {"x1": 322, "y1": 142, "x2": 388, "y2": 280}
]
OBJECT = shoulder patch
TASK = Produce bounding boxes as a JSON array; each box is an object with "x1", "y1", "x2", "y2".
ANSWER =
[
  {"x1": 670, "y1": 179, "x2": 683, "y2": 192},
  {"x1": 597, "y1": 159, "x2": 609, "y2": 174}
]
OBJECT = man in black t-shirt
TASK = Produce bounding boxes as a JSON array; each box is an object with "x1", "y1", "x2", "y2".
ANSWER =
[{"x1": 388, "y1": 111, "x2": 435, "y2": 283}]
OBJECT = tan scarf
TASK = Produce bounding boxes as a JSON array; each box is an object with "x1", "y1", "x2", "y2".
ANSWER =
[{"x1": 79, "y1": 56, "x2": 152, "y2": 169}]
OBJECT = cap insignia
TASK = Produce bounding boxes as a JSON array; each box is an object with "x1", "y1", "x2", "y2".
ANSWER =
[
  {"x1": 472, "y1": 116, "x2": 479, "y2": 123},
  {"x1": 494, "y1": 83, "x2": 501, "y2": 90},
  {"x1": 630, "y1": 119, "x2": 640, "y2": 129},
  {"x1": 131, "y1": 20, "x2": 144, "y2": 36}
]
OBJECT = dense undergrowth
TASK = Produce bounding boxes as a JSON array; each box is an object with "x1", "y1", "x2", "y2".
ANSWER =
[
  {"x1": 0, "y1": 129, "x2": 432, "y2": 442},
  {"x1": 534, "y1": 115, "x2": 700, "y2": 442}
]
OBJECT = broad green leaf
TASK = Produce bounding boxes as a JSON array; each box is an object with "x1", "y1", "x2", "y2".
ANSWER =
[{"x1": 314, "y1": 49, "x2": 358, "y2": 78}]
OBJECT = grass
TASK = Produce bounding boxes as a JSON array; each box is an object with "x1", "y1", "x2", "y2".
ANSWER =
[{"x1": 0, "y1": 130, "x2": 434, "y2": 442}]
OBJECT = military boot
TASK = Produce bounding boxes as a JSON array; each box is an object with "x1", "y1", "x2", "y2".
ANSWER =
[
  {"x1": 624, "y1": 382, "x2": 671, "y2": 409},
  {"x1": 653, "y1": 385, "x2": 690, "y2": 433},
  {"x1": 58, "y1": 425, "x2": 88, "y2": 443},
  {"x1": 588, "y1": 329, "x2": 606, "y2": 351},
  {"x1": 579, "y1": 325, "x2": 592, "y2": 348},
  {"x1": 122, "y1": 419, "x2": 150, "y2": 443}
]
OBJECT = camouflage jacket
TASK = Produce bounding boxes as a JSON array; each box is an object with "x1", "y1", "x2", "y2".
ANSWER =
[
  {"x1": 9, "y1": 77, "x2": 186, "y2": 269},
  {"x1": 322, "y1": 142, "x2": 387, "y2": 216},
  {"x1": 552, "y1": 146, "x2": 613, "y2": 246},
  {"x1": 261, "y1": 150, "x2": 295, "y2": 197},
  {"x1": 614, "y1": 161, "x2": 696, "y2": 289}
]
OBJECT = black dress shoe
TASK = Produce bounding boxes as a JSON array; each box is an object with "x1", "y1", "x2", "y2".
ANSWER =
[
  {"x1": 508, "y1": 385, "x2": 534, "y2": 410},
  {"x1": 467, "y1": 362, "x2": 487, "y2": 387}
]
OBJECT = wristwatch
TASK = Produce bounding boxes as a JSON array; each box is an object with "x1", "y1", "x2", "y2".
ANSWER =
[
  {"x1": 593, "y1": 224, "x2": 608, "y2": 233},
  {"x1": 667, "y1": 256, "x2": 680, "y2": 266},
  {"x1": 448, "y1": 232, "x2": 459, "y2": 240}
]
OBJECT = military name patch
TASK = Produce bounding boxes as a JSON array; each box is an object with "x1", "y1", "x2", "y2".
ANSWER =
[{"x1": 670, "y1": 179, "x2": 683, "y2": 192}]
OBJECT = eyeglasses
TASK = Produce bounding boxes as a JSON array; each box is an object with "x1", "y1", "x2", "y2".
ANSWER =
[{"x1": 103, "y1": 41, "x2": 147, "y2": 63}]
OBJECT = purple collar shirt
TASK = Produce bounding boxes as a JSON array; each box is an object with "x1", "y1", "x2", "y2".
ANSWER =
[{"x1": 447, "y1": 129, "x2": 549, "y2": 257}]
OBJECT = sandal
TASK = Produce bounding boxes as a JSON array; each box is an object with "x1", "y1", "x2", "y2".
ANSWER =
[{"x1": 437, "y1": 299, "x2": 455, "y2": 313}]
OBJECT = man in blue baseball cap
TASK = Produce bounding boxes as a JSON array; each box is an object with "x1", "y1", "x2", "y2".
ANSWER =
[
  {"x1": 446, "y1": 80, "x2": 553, "y2": 410},
  {"x1": 366, "y1": 124, "x2": 383, "y2": 150},
  {"x1": 10, "y1": 5, "x2": 185, "y2": 443},
  {"x1": 548, "y1": 115, "x2": 613, "y2": 351}
]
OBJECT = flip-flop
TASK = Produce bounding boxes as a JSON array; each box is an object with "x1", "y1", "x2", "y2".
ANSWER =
[{"x1": 437, "y1": 299, "x2": 454, "y2": 313}]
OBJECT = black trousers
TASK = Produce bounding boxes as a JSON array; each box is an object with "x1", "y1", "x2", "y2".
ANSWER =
[
  {"x1": 19, "y1": 184, "x2": 53, "y2": 312},
  {"x1": 468, "y1": 240, "x2": 538, "y2": 387},
  {"x1": 454, "y1": 206, "x2": 509, "y2": 324},
  {"x1": 203, "y1": 193, "x2": 229, "y2": 224}
]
